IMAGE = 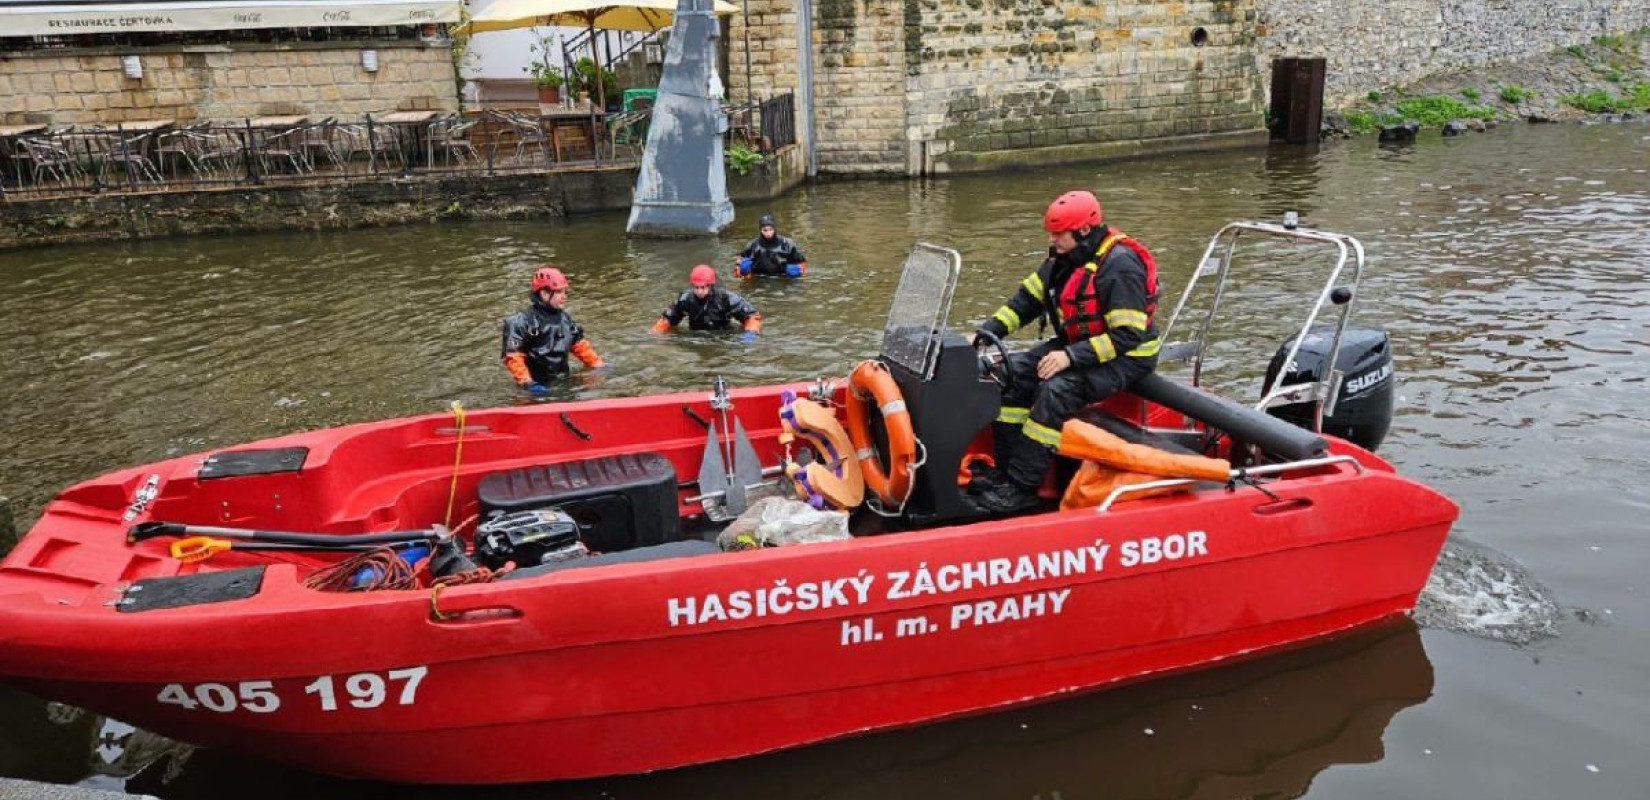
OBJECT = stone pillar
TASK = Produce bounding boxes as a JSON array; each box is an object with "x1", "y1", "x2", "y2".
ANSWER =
[{"x1": 627, "y1": 0, "x2": 735, "y2": 237}]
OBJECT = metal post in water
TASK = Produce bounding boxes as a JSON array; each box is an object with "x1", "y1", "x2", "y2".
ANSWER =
[
  {"x1": 0, "y1": 495, "x2": 17, "y2": 557},
  {"x1": 625, "y1": 0, "x2": 734, "y2": 236}
]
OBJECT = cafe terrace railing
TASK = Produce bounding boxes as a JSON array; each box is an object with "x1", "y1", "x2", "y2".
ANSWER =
[{"x1": 2, "y1": 95, "x2": 800, "y2": 200}]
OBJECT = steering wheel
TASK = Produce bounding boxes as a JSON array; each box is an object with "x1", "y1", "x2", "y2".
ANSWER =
[{"x1": 972, "y1": 328, "x2": 1013, "y2": 394}]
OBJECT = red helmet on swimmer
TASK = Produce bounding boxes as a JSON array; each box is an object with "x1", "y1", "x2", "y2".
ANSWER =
[
  {"x1": 689, "y1": 265, "x2": 718, "y2": 286},
  {"x1": 1043, "y1": 190, "x2": 1102, "y2": 234},
  {"x1": 532, "y1": 267, "x2": 569, "y2": 292}
]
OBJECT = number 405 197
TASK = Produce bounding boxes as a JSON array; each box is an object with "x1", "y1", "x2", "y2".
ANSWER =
[{"x1": 156, "y1": 666, "x2": 429, "y2": 714}]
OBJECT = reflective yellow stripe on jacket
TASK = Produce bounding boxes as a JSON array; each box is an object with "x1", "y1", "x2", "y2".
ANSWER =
[
  {"x1": 1023, "y1": 419, "x2": 1062, "y2": 448},
  {"x1": 997, "y1": 405, "x2": 1030, "y2": 425}
]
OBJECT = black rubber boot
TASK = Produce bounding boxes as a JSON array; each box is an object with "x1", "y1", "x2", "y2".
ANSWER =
[
  {"x1": 971, "y1": 479, "x2": 1042, "y2": 514},
  {"x1": 967, "y1": 422, "x2": 1023, "y2": 495}
]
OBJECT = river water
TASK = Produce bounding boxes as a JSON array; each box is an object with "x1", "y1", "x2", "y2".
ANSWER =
[{"x1": 1, "y1": 121, "x2": 1646, "y2": 798}]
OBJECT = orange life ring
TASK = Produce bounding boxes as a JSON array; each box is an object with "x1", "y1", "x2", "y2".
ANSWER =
[{"x1": 846, "y1": 361, "x2": 918, "y2": 507}]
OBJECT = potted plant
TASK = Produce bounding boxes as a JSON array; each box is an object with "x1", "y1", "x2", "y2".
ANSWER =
[
  {"x1": 525, "y1": 31, "x2": 564, "y2": 105},
  {"x1": 528, "y1": 63, "x2": 564, "y2": 105}
]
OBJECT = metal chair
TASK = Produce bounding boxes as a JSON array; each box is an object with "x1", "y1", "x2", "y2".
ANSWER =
[
  {"x1": 192, "y1": 127, "x2": 246, "y2": 178},
  {"x1": 16, "y1": 136, "x2": 82, "y2": 186},
  {"x1": 256, "y1": 125, "x2": 311, "y2": 175},
  {"x1": 607, "y1": 108, "x2": 650, "y2": 160},
  {"x1": 337, "y1": 123, "x2": 402, "y2": 173},
  {"x1": 89, "y1": 129, "x2": 163, "y2": 185},
  {"x1": 298, "y1": 118, "x2": 346, "y2": 172},
  {"x1": 494, "y1": 111, "x2": 549, "y2": 166},
  {"x1": 426, "y1": 117, "x2": 480, "y2": 169}
]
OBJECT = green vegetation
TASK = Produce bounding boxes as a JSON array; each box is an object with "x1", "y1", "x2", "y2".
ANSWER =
[
  {"x1": 1565, "y1": 44, "x2": 1587, "y2": 58},
  {"x1": 1498, "y1": 85, "x2": 1535, "y2": 104},
  {"x1": 1390, "y1": 95, "x2": 1496, "y2": 125},
  {"x1": 1562, "y1": 89, "x2": 1617, "y2": 113},
  {"x1": 1602, "y1": 68, "x2": 1624, "y2": 83},
  {"x1": 1461, "y1": 87, "x2": 1480, "y2": 102},
  {"x1": 1342, "y1": 110, "x2": 1380, "y2": 134},
  {"x1": 1562, "y1": 83, "x2": 1650, "y2": 113},
  {"x1": 1592, "y1": 34, "x2": 1627, "y2": 51},
  {"x1": 725, "y1": 142, "x2": 764, "y2": 176},
  {"x1": 1366, "y1": 90, "x2": 1383, "y2": 103},
  {"x1": 1631, "y1": 82, "x2": 1650, "y2": 109},
  {"x1": 572, "y1": 57, "x2": 619, "y2": 105}
]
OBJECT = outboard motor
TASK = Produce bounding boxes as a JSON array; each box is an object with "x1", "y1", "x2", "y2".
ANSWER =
[{"x1": 1262, "y1": 326, "x2": 1394, "y2": 451}]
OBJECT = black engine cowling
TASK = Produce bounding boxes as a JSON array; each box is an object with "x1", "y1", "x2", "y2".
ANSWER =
[{"x1": 1262, "y1": 326, "x2": 1394, "y2": 452}]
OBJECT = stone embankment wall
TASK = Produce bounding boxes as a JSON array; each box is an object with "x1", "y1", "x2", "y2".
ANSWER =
[
  {"x1": 0, "y1": 42, "x2": 457, "y2": 127},
  {"x1": 0, "y1": 150, "x2": 808, "y2": 250},
  {"x1": 1255, "y1": 0, "x2": 1650, "y2": 107},
  {"x1": 729, "y1": 0, "x2": 1267, "y2": 176}
]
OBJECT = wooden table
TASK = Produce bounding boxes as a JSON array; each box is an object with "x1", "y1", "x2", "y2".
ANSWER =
[
  {"x1": 0, "y1": 123, "x2": 48, "y2": 137},
  {"x1": 118, "y1": 119, "x2": 174, "y2": 132},
  {"x1": 376, "y1": 110, "x2": 440, "y2": 124},
  {"x1": 246, "y1": 115, "x2": 309, "y2": 128},
  {"x1": 540, "y1": 108, "x2": 605, "y2": 162}
]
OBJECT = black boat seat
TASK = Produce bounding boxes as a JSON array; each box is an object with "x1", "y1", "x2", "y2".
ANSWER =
[{"x1": 501, "y1": 540, "x2": 722, "y2": 581}]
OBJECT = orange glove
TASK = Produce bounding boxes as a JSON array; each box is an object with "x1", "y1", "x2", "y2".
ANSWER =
[
  {"x1": 503, "y1": 353, "x2": 532, "y2": 385},
  {"x1": 742, "y1": 313, "x2": 763, "y2": 334},
  {"x1": 650, "y1": 318, "x2": 673, "y2": 334},
  {"x1": 570, "y1": 339, "x2": 604, "y2": 368}
]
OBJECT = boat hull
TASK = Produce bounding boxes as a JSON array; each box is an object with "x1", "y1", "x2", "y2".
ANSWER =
[{"x1": 0, "y1": 386, "x2": 1456, "y2": 783}]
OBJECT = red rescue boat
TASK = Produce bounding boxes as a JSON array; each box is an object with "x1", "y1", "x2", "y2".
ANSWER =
[{"x1": 0, "y1": 223, "x2": 1456, "y2": 784}]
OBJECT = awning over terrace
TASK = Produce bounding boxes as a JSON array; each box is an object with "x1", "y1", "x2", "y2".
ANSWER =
[{"x1": 0, "y1": 0, "x2": 462, "y2": 36}]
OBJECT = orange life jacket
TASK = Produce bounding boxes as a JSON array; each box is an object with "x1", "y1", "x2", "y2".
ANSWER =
[{"x1": 1056, "y1": 231, "x2": 1159, "y2": 344}]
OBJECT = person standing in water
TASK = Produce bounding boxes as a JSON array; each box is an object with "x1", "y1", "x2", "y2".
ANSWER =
[
  {"x1": 734, "y1": 214, "x2": 808, "y2": 279},
  {"x1": 651, "y1": 265, "x2": 763, "y2": 343},
  {"x1": 501, "y1": 266, "x2": 605, "y2": 395}
]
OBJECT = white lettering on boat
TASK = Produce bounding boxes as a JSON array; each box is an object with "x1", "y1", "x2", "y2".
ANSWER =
[
  {"x1": 665, "y1": 532, "x2": 1210, "y2": 631},
  {"x1": 155, "y1": 666, "x2": 427, "y2": 715},
  {"x1": 1118, "y1": 532, "x2": 1208, "y2": 567},
  {"x1": 948, "y1": 588, "x2": 1071, "y2": 629}
]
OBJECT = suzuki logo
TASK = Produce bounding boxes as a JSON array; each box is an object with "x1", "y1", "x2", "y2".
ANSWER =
[{"x1": 1344, "y1": 363, "x2": 1392, "y2": 395}]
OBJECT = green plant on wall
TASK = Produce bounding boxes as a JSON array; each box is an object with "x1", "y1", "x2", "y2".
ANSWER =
[
  {"x1": 448, "y1": 12, "x2": 479, "y2": 102},
  {"x1": 573, "y1": 57, "x2": 619, "y2": 103},
  {"x1": 725, "y1": 142, "x2": 764, "y2": 175}
]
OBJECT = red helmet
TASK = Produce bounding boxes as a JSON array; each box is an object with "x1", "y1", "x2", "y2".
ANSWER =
[
  {"x1": 1043, "y1": 190, "x2": 1102, "y2": 233},
  {"x1": 689, "y1": 264, "x2": 717, "y2": 286},
  {"x1": 532, "y1": 266, "x2": 569, "y2": 292}
]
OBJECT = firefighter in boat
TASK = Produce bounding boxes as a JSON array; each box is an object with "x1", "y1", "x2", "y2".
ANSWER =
[
  {"x1": 651, "y1": 265, "x2": 764, "y2": 343},
  {"x1": 969, "y1": 190, "x2": 1162, "y2": 513},
  {"x1": 734, "y1": 214, "x2": 808, "y2": 279},
  {"x1": 501, "y1": 266, "x2": 605, "y2": 395}
]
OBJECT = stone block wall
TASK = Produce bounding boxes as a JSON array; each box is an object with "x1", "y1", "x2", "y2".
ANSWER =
[
  {"x1": 812, "y1": 0, "x2": 907, "y2": 174},
  {"x1": 0, "y1": 41, "x2": 458, "y2": 127},
  {"x1": 908, "y1": 0, "x2": 1264, "y2": 174},
  {"x1": 728, "y1": 0, "x2": 1267, "y2": 176},
  {"x1": 1255, "y1": 0, "x2": 1650, "y2": 107}
]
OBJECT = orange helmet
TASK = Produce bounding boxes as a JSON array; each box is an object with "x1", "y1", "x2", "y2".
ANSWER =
[
  {"x1": 689, "y1": 264, "x2": 717, "y2": 286},
  {"x1": 1043, "y1": 190, "x2": 1102, "y2": 233},
  {"x1": 532, "y1": 266, "x2": 569, "y2": 292}
]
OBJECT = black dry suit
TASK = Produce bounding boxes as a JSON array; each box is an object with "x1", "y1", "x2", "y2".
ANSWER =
[
  {"x1": 738, "y1": 233, "x2": 807, "y2": 276},
  {"x1": 661, "y1": 287, "x2": 759, "y2": 331},
  {"x1": 501, "y1": 294, "x2": 590, "y2": 384}
]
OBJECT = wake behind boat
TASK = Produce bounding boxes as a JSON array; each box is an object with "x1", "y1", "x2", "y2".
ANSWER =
[{"x1": 0, "y1": 220, "x2": 1457, "y2": 784}]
